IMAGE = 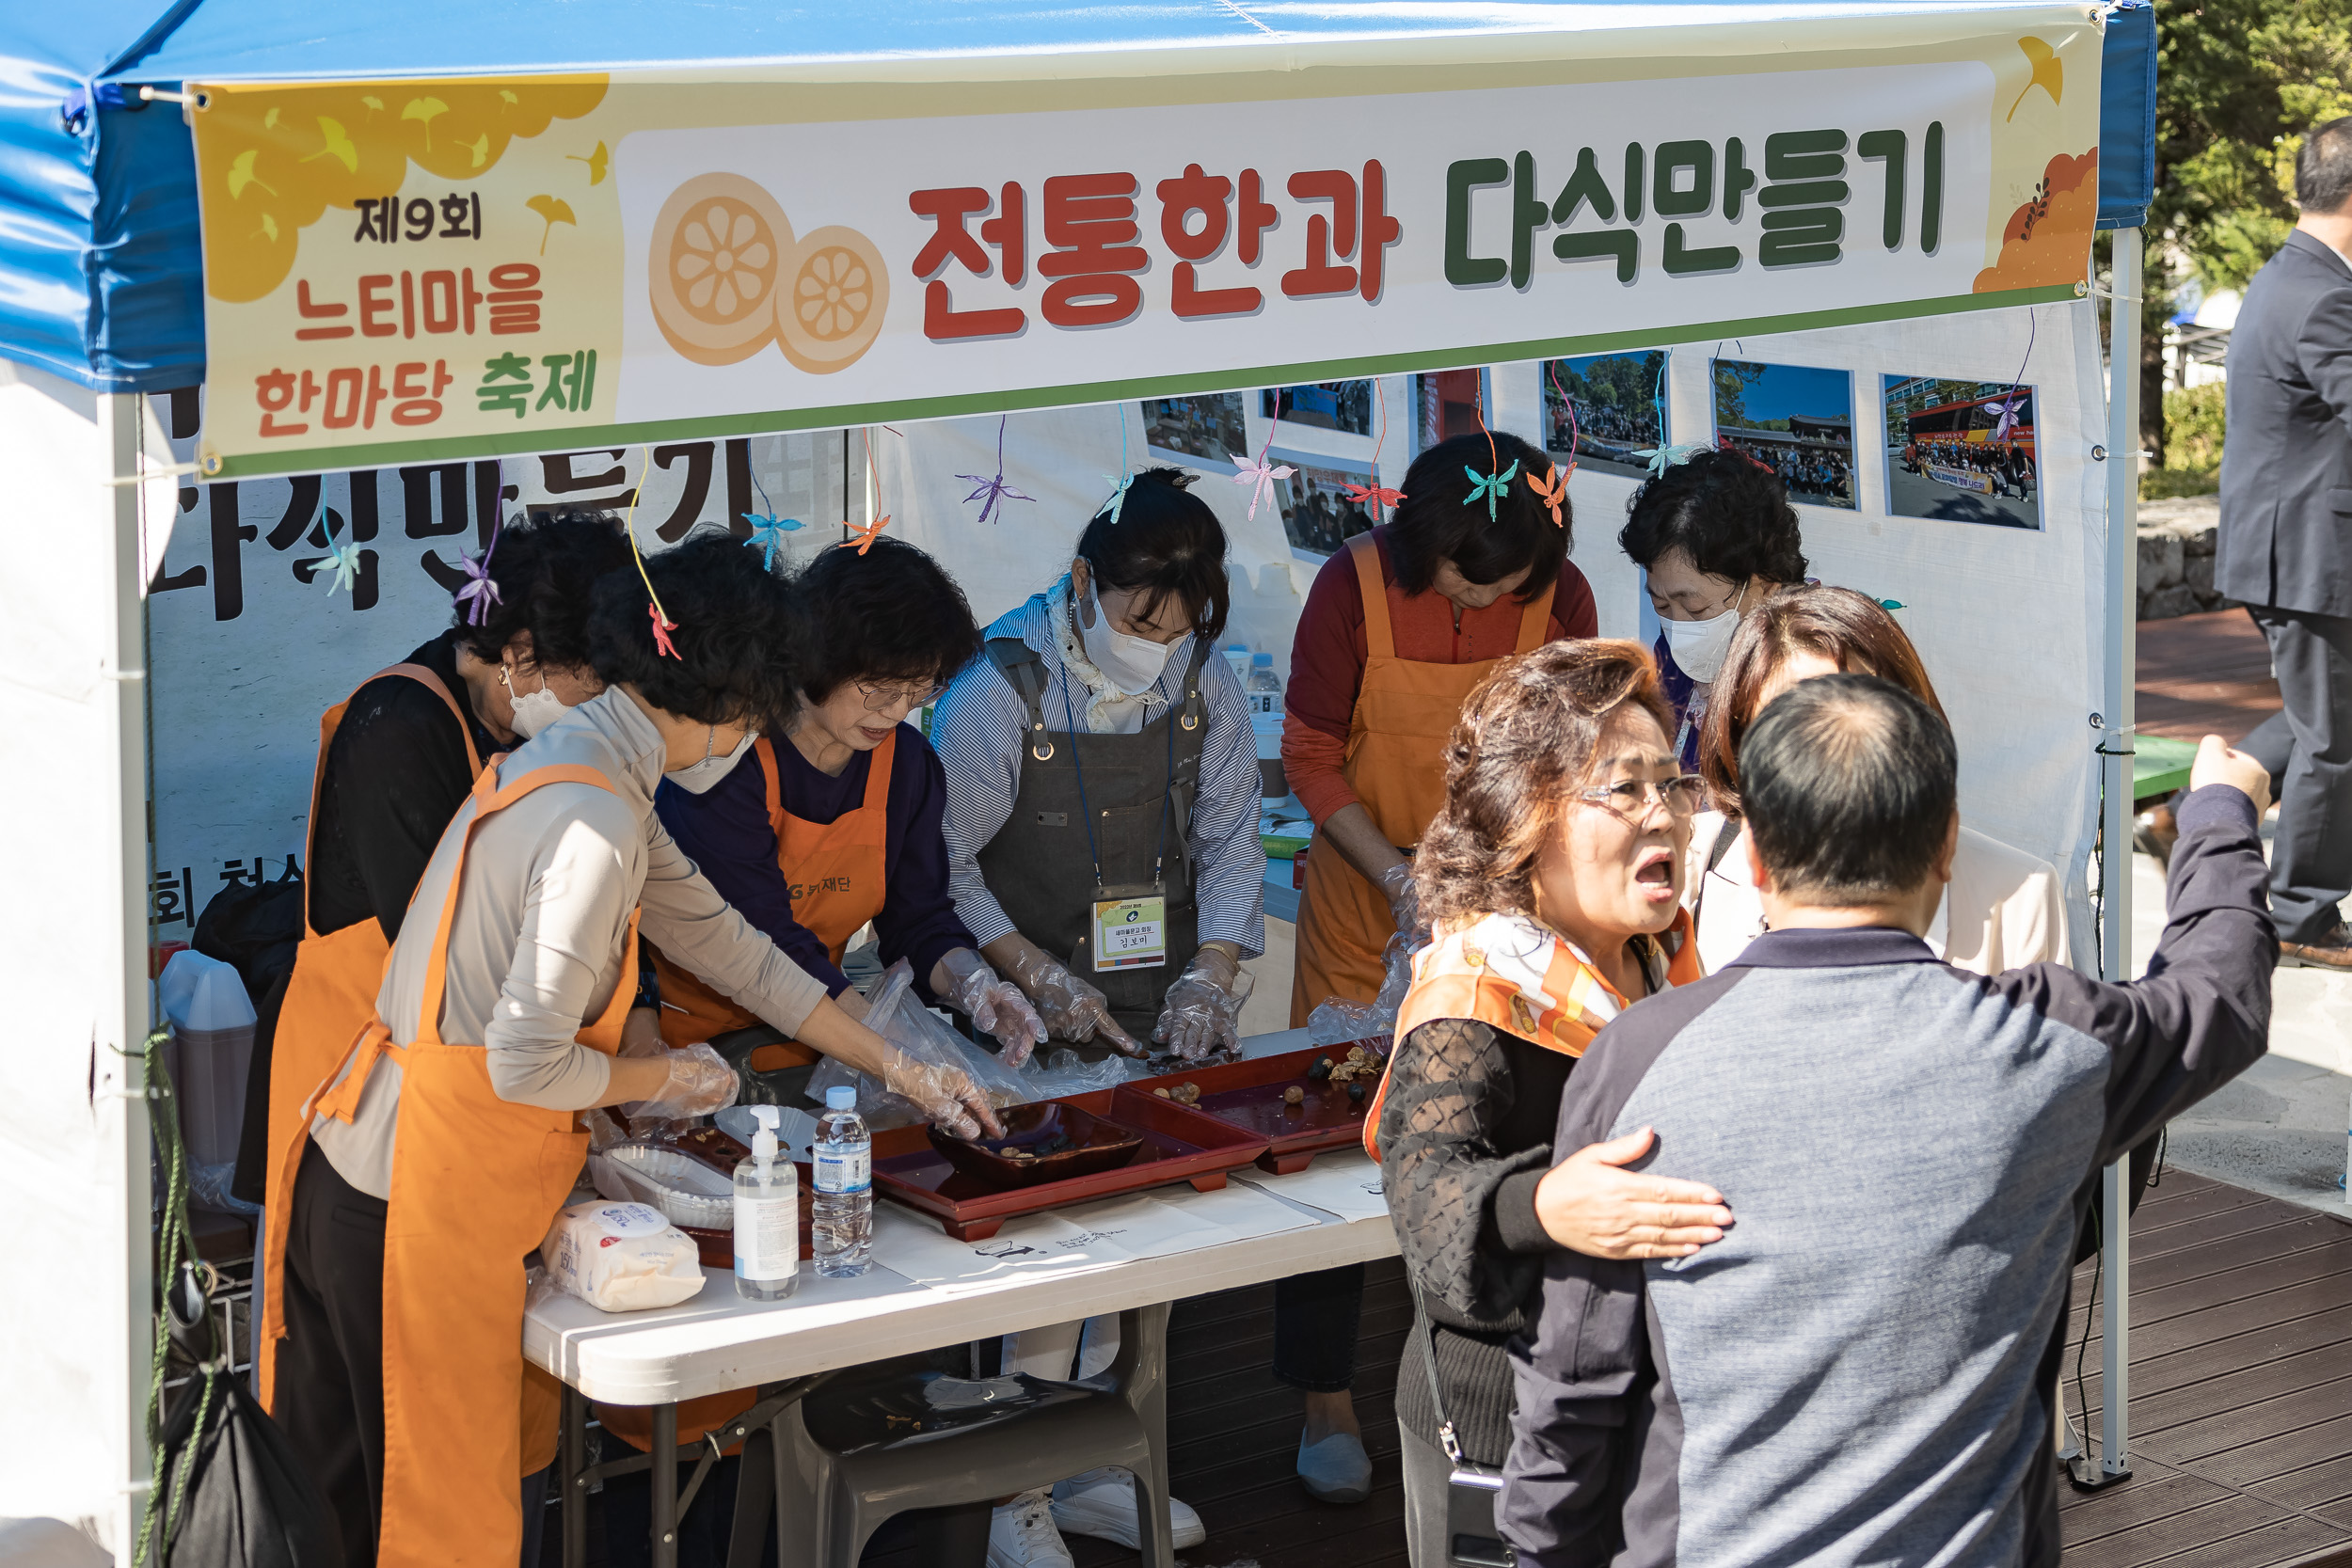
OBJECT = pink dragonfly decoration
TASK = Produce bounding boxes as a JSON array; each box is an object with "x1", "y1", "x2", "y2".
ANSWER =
[{"x1": 1229, "y1": 450, "x2": 1295, "y2": 521}]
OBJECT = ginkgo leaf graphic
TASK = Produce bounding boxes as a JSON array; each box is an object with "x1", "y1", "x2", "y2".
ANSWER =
[
  {"x1": 254, "y1": 214, "x2": 279, "y2": 243},
  {"x1": 565, "y1": 140, "x2": 610, "y2": 185},
  {"x1": 2006, "y1": 38, "x2": 2062, "y2": 120},
  {"x1": 463, "y1": 133, "x2": 490, "y2": 169},
  {"x1": 263, "y1": 106, "x2": 281, "y2": 131},
  {"x1": 499, "y1": 89, "x2": 519, "y2": 108},
  {"x1": 527, "y1": 195, "x2": 576, "y2": 255},
  {"x1": 360, "y1": 94, "x2": 384, "y2": 117},
  {"x1": 226, "y1": 149, "x2": 278, "y2": 199},
  {"x1": 301, "y1": 116, "x2": 358, "y2": 173},
  {"x1": 402, "y1": 95, "x2": 449, "y2": 149}
]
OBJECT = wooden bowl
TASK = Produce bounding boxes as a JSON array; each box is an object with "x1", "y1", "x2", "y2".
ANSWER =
[{"x1": 925, "y1": 1101, "x2": 1143, "y2": 1190}]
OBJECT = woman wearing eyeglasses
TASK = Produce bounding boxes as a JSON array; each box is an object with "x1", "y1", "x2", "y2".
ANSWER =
[
  {"x1": 652, "y1": 534, "x2": 1044, "y2": 1062},
  {"x1": 1373, "y1": 640, "x2": 1733, "y2": 1568}
]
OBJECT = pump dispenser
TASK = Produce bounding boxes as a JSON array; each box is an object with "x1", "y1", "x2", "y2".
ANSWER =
[{"x1": 733, "y1": 1105, "x2": 799, "y2": 1301}]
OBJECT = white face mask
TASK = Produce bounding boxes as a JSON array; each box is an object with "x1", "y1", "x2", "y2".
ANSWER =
[
  {"x1": 665, "y1": 726, "x2": 753, "y2": 795},
  {"x1": 1076, "y1": 577, "x2": 1178, "y2": 695},
  {"x1": 1658, "y1": 581, "x2": 1750, "y2": 684},
  {"x1": 505, "y1": 667, "x2": 570, "y2": 740}
]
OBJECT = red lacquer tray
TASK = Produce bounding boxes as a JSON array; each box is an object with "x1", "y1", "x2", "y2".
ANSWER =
[
  {"x1": 1122, "y1": 1044, "x2": 1387, "y2": 1175},
  {"x1": 872, "y1": 1088, "x2": 1270, "y2": 1242}
]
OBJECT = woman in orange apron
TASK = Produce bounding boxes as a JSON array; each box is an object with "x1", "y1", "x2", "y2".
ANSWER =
[
  {"x1": 236, "y1": 510, "x2": 639, "y2": 1219},
  {"x1": 1278, "y1": 427, "x2": 1597, "y2": 1502},
  {"x1": 1367, "y1": 639, "x2": 1728, "y2": 1568},
  {"x1": 263, "y1": 536, "x2": 1002, "y2": 1568}
]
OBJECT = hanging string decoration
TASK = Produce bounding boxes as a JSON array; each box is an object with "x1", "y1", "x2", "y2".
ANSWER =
[
  {"x1": 1631, "y1": 442, "x2": 1714, "y2": 476},
  {"x1": 453, "y1": 514, "x2": 505, "y2": 623},
  {"x1": 1230, "y1": 392, "x2": 1296, "y2": 522},
  {"x1": 619, "y1": 450, "x2": 681, "y2": 659},
  {"x1": 1098, "y1": 402, "x2": 1138, "y2": 524},
  {"x1": 739, "y1": 467, "x2": 803, "y2": 571},
  {"x1": 317, "y1": 514, "x2": 366, "y2": 597},
  {"x1": 1545, "y1": 358, "x2": 1581, "y2": 482},
  {"x1": 840, "y1": 427, "x2": 893, "y2": 554},
  {"x1": 1343, "y1": 378, "x2": 1406, "y2": 519},
  {"x1": 1461, "y1": 375, "x2": 1516, "y2": 521},
  {"x1": 957, "y1": 414, "x2": 1036, "y2": 528},
  {"x1": 1526, "y1": 464, "x2": 1566, "y2": 529}
]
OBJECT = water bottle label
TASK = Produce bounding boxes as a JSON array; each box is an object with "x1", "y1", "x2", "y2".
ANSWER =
[
  {"x1": 734, "y1": 1186, "x2": 798, "y2": 1283},
  {"x1": 815, "y1": 1147, "x2": 870, "y2": 1195}
]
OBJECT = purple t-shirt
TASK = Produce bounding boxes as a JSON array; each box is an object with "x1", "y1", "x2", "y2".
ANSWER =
[{"x1": 655, "y1": 723, "x2": 975, "y2": 1001}]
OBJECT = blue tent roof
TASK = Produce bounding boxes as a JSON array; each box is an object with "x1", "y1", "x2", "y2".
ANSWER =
[{"x1": 2, "y1": 0, "x2": 2160, "y2": 394}]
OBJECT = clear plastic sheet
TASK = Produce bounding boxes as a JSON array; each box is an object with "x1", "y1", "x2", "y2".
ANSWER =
[
  {"x1": 807, "y1": 960, "x2": 1034, "y2": 1130},
  {"x1": 1305, "y1": 925, "x2": 1427, "y2": 1050}
]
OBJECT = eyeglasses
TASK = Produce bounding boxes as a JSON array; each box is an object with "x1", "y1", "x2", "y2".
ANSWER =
[
  {"x1": 1576, "y1": 775, "x2": 1706, "y2": 819},
  {"x1": 857, "y1": 679, "x2": 945, "y2": 713}
]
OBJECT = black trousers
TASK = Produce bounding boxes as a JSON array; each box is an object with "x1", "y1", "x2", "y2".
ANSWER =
[
  {"x1": 276, "y1": 1141, "x2": 551, "y2": 1567},
  {"x1": 2246, "y1": 606, "x2": 2352, "y2": 942},
  {"x1": 1271, "y1": 1263, "x2": 1366, "y2": 1393}
]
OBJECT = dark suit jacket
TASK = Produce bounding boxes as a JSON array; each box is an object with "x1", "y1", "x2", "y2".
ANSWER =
[{"x1": 2217, "y1": 230, "x2": 2352, "y2": 616}]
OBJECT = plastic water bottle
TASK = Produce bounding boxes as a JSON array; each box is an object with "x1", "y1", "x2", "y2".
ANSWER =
[
  {"x1": 734, "y1": 1106, "x2": 800, "y2": 1302},
  {"x1": 1248, "y1": 652, "x2": 1283, "y2": 717},
  {"x1": 811, "y1": 1085, "x2": 873, "y2": 1278}
]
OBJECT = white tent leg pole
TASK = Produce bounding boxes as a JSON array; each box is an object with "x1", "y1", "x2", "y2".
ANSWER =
[
  {"x1": 2086, "y1": 225, "x2": 2143, "y2": 1488},
  {"x1": 99, "y1": 391, "x2": 154, "y2": 1551}
]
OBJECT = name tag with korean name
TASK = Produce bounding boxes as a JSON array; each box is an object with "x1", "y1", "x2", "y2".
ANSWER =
[{"x1": 1091, "y1": 894, "x2": 1168, "y2": 972}]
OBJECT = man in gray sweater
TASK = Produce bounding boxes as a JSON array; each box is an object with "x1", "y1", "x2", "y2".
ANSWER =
[{"x1": 1502, "y1": 675, "x2": 2276, "y2": 1567}]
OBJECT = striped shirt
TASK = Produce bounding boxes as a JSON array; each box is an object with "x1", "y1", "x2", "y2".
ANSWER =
[{"x1": 932, "y1": 588, "x2": 1266, "y2": 958}]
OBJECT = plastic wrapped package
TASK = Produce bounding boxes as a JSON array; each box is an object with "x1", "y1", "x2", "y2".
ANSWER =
[
  {"x1": 539, "y1": 1199, "x2": 707, "y2": 1312},
  {"x1": 805, "y1": 960, "x2": 1033, "y2": 1131},
  {"x1": 1306, "y1": 926, "x2": 1428, "y2": 1050}
]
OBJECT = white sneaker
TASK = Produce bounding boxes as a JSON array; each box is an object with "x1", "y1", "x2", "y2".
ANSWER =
[
  {"x1": 988, "y1": 1489, "x2": 1074, "y2": 1568},
  {"x1": 1050, "y1": 1467, "x2": 1207, "y2": 1550}
]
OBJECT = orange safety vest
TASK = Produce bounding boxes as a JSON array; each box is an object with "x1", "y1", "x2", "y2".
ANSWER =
[
  {"x1": 653, "y1": 731, "x2": 894, "y2": 1068},
  {"x1": 1293, "y1": 533, "x2": 1549, "y2": 1024},
  {"x1": 266, "y1": 760, "x2": 638, "y2": 1567},
  {"x1": 1366, "y1": 907, "x2": 1703, "y2": 1161},
  {"x1": 259, "y1": 663, "x2": 483, "y2": 1408}
]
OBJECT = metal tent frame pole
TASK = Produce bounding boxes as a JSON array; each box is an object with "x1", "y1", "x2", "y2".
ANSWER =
[{"x1": 2078, "y1": 224, "x2": 2143, "y2": 1490}]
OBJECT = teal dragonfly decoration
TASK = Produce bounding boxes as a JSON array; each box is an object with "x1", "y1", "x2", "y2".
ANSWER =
[{"x1": 1462, "y1": 459, "x2": 1520, "y2": 521}]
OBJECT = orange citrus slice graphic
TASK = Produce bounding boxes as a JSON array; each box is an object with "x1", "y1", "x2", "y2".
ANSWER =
[
  {"x1": 648, "y1": 173, "x2": 793, "y2": 365},
  {"x1": 775, "y1": 226, "x2": 888, "y2": 373}
]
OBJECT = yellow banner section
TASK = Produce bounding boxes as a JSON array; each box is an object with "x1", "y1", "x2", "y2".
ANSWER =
[{"x1": 191, "y1": 15, "x2": 2103, "y2": 478}]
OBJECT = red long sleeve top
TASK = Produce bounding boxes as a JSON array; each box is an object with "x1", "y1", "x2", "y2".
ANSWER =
[{"x1": 1280, "y1": 528, "x2": 1598, "y2": 825}]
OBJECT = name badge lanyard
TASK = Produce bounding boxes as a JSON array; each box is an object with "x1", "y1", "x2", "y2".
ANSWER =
[
  {"x1": 1064, "y1": 678, "x2": 1177, "y2": 972},
  {"x1": 1062, "y1": 678, "x2": 1176, "y2": 896}
]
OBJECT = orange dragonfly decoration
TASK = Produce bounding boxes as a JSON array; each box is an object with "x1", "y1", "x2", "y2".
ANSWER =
[
  {"x1": 840, "y1": 429, "x2": 896, "y2": 554},
  {"x1": 1526, "y1": 465, "x2": 1567, "y2": 529}
]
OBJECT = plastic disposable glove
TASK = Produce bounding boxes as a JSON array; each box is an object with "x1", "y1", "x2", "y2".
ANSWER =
[
  {"x1": 1005, "y1": 947, "x2": 1142, "y2": 1056},
  {"x1": 939, "y1": 947, "x2": 1047, "y2": 1067},
  {"x1": 880, "y1": 1046, "x2": 1004, "y2": 1141},
  {"x1": 1378, "y1": 861, "x2": 1422, "y2": 938},
  {"x1": 1151, "y1": 946, "x2": 1256, "y2": 1061},
  {"x1": 618, "y1": 1041, "x2": 739, "y2": 1123}
]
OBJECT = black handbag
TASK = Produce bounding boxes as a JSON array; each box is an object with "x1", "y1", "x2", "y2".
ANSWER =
[{"x1": 1411, "y1": 1283, "x2": 1516, "y2": 1568}]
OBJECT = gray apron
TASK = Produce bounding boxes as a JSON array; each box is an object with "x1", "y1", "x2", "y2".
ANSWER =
[{"x1": 976, "y1": 635, "x2": 1212, "y2": 1039}]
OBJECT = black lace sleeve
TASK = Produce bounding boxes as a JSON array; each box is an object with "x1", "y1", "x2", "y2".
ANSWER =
[{"x1": 1377, "y1": 1016, "x2": 1549, "y2": 1331}]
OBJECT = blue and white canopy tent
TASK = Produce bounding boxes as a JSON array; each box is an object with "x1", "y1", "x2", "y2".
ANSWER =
[{"x1": 0, "y1": 1, "x2": 2153, "y2": 1549}]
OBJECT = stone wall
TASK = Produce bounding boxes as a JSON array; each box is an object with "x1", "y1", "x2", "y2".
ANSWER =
[{"x1": 2137, "y1": 493, "x2": 2226, "y2": 622}]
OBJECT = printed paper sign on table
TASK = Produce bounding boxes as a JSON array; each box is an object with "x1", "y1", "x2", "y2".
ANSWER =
[{"x1": 187, "y1": 11, "x2": 2103, "y2": 478}]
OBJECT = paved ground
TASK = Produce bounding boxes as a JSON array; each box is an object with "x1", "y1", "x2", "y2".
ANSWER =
[
  {"x1": 1884, "y1": 460, "x2": 2042, "y2": 529},
  {"x1": 2137, "y1": 836, "x2": 2352, "y2": 1219}
]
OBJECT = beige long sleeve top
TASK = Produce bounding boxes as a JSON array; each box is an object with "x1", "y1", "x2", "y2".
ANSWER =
[
  {"x1": 310, "y1": 688, "x2": 828, "y2": 1199},
  {"x1": 1687, "y1": 812, "x2": 2070, "y2": 978}
]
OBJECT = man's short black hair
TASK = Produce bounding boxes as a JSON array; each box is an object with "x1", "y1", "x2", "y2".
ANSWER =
[
  {"x1": 795, "y1": 535, "x2": 983, "y2": 704},
  {"x1": 1740, "y1": 673, "x2": 1957, "y2": 902},
  {"x1": 585, "y1": 531, "x2": 810, "y2": 734},
  {"x1": 2299, "y1": 117, "x2": 2352, "y2": 216}
]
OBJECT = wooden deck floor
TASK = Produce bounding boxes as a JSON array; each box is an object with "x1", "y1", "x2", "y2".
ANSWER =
[{"x1": 2138, "y1": 609, "x2": 2281, "y2": 744}]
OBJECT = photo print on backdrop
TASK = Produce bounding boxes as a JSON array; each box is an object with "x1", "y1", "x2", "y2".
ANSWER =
[
  {"x1": 1543, "y1": 352, "x2": 1666, "y2": 480},
  {"x1": 1261, "y1": 382, "x2": 1374, "y2": 436},
  {"x1": 1710, "y1": 359, "x2": 1857, "y2": 511},
  {"x1": 1882, "y1": 375, "x2": 2042, "y2": 530},
  {"x1": 1142, "y1": 394, "x2": 1248, "y2": 467},
  {"x1": 1267, "y1": 448, "x2": 1377, "y2": 558}
]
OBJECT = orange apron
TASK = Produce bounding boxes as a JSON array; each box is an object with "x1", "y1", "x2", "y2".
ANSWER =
[
  {"x1": 1367, "y1": 908, "x2": 1702, "y2": 1160},
  {"x1": 653, "y1": 730, "x2": 895, "y2": 1069},
  {"x1": 259, "y1": 663, "x2": 483, "y2": 1408},
  {"x1": 269, "y1": 760, "x2": 637, "y2": 1568},
  {"x1": 1292, "y1": 534, "x2": 1549, "y2": 1024}
]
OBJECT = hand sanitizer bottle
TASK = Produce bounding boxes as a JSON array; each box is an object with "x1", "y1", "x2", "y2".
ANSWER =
[{"x1": 734, "y1": 1106, "x2": 799, "y2": 1302}]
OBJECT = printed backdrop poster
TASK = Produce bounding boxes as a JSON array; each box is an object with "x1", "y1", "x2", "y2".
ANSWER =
[{"x1": 186, "y1": 11, "x2": 2105, "y2": 478}]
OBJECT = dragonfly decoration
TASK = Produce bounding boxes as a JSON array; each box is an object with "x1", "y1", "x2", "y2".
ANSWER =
[
  {"x1": 956, "y1": 415, "x2": 1035, "y2": 528},
  {"x1": 743, "y1": 514, "x2": 803, "y2": 571},
  {"x1": 1463, "y1": 459, "x2": 1520, "y2": 522},
  {"x1": 453, "y1": 516, "x2": 505, "y2": 623}
]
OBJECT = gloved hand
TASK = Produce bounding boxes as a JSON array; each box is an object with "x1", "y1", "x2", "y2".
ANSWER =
[
  {"x1": 1004, "y1": 947, "x2": 1142, "y2": 1056},
  {"x1": 1379, "y1": 861, "x2": 1422, "y2": 938},
  {"x1": 879, "y1": 1046, "x2": 1005, "y2": 1140},
  {"x1": 939, "y1": 947, "x2": 1047, "y2": 1067},
  {"x1": 1152, "y1": 946, "x2": 1256, "y2": 1061},
  {"x1": 618, "y1": 1041, "x2": 739, "y2": 1123}
]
